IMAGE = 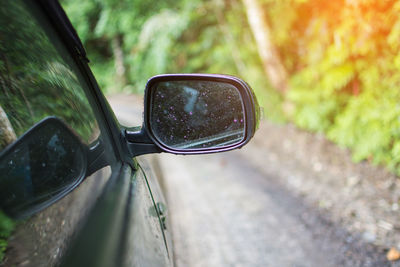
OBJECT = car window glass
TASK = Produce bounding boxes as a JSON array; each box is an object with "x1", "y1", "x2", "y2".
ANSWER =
[
  {"x1": 0, "y1": 1, "x2": 99, "y2": 152},
  {"x1": 0, "y1": 0, "x2": 104, "y2": 216}
]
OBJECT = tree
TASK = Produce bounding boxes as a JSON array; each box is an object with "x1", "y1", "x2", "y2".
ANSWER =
[{"x1": 242, "y1": 0, "x2": 288, "y2": 93}]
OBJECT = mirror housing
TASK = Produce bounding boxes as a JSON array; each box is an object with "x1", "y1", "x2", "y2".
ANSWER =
[
  {"x1": 0, "y1": 117, "x2": 87, "y2": 218},
  {"x1": 126, "y1": 74, "x2": 259, "y2": 156}
]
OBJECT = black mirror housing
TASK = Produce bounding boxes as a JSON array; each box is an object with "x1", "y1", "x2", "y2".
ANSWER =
[
  {"x1": 0, "y1": 117, "x2": 87, "y2": 218},
  {"x1": 126, "y1": 74, "x2": 259, "y2": 156}
]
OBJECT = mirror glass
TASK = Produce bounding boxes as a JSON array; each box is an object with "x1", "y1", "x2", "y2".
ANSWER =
[
  {"x1": 0, "y1": 118, "x2": 86, "y2": 217},
  {"x1": 150, "y1": 80, "x2": 245, "y2": 150}
]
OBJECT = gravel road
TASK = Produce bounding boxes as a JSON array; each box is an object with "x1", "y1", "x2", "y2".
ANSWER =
[
  {"x1": 158, "y1": 148, "x2": 389, "y2": 267},
  {"x1": 108, "y1": 94, "x2": 394, "y2": 267}
]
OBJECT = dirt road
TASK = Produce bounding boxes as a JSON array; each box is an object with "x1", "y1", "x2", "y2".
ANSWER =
[{"x1": 108, "y1": 94, "x2": 395, "y2": 267}]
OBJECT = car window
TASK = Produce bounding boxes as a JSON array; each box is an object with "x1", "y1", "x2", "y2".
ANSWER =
[
  {"x1": 0, "y1": 1, "x2": 116, "y2": 265},
  {"x1": 0, "y1": 0, "x2": 106, "y2": 217},
  {"x1": 0, "y1": 2, "x2": 99, "y2": 150}
]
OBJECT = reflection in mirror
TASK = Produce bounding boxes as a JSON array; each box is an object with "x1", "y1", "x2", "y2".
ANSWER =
[
  {"x1": 150, "y1": 80, "x2": 245, "y2": 150},
  {"x1": 0, "y1": 117, "x2": 86, "y2": 217}
]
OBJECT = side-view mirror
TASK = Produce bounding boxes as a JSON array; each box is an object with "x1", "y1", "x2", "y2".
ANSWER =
[
  {"x1": 126, "y1": 74, "x2": 259, "y2": 156},
  {"x1": 0, "y1": 117, "x2": 87, "y2": 218}
]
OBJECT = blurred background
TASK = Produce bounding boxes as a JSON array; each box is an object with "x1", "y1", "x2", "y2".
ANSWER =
[
  {"x1": 59, "y1": 0, "x2": 400, "y2": 265},
  {"x1": 61, "y1": 0, "x2": 400, "y2": 175}
]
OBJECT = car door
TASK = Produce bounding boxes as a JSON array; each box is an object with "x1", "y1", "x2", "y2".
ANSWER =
[{"x1": 0, "y1": 1, "x2": 169, "y2": 266}]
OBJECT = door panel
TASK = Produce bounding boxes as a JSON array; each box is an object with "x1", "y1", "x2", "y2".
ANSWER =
[
  {"x1": 60, "y1": 164, "x2": 130, "y2": 267},
  {"x1": 122, "y1": 161, "x2": 170, "y2": 267},
  {"x1": 60, "y1": 163, "x2": 169, "y2": 267},
  {"x1": 5, "y1": 167, "x2": 112, "y2": 267},
  {"x1": 137, "y1": 155, "x2": 173, "y2": 261}
]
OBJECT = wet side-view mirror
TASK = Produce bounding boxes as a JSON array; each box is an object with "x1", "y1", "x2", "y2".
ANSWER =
[
  {"x1": 125, "y1": 74, "x2": 259, "y2": 156},
  {"x1": 0, "y1": 117, "x2": 87, "y2": 218}
]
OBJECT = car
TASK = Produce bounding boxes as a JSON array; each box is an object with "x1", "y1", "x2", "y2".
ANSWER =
[{"x1": 0, "y1": 0, "x2": 259, "y2": 266}]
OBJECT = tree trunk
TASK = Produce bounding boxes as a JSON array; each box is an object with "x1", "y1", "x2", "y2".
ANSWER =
[
  {"x1": 242, "y1": 0, "x2": 288, "y2": 93},
  {"x1": 112, "y1": 35, "x2": 127, "y2": 88},
  {"x1": 0, "y1": 105, "x2": 16, "y2": 150}
]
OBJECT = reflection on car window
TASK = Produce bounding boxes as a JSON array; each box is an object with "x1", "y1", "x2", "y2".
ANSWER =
[
  {"x1": 0, "y1": 0, "x2": 103, "y2": 216},
  {"x1": 0, "y1": 1, "x2": 99, "y2": 152}
]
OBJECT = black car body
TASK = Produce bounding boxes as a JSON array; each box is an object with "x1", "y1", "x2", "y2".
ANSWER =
[{"x1": 0, "y1": 1, "x2": 259, "y2": 266}]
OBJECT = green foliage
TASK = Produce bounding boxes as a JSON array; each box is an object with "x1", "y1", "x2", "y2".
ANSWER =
[
  {"x1": 61, "y1": 0, "x2": 400, "y2": 174},
  {"x1": 130, "y1": 9, "x2": 191, "y2": 89},
  {"x1": 165, "y1": 0, "x2": 284, "y2": 121},
  {"x1": 62, "y1": 0, "x2": 284, "y2": 121},
  {"x1": 62, "y1": 0, "x2": 183, "y2": 93},
  {"x1": 265, "y1": 0, "x2": 400, "y2": 173},
  {"x1": 0, "y1": 211, "x2": 14, "y2": 263}
]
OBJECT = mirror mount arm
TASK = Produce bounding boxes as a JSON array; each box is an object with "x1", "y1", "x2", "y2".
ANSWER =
[
  {"x1": 124, "y1": 127, "x2": 162, "y2": 157},
  {"x1": 86, "y1": 141, "x2": 109, "y2": 177}
]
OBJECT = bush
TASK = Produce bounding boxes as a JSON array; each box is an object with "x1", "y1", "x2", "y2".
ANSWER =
[
  {"x1": 0, "y1": 211, "x2": 14, "y2": 263},
  {"x1": 265, "y1": 0, "x2": 400, "y2": 174}
]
